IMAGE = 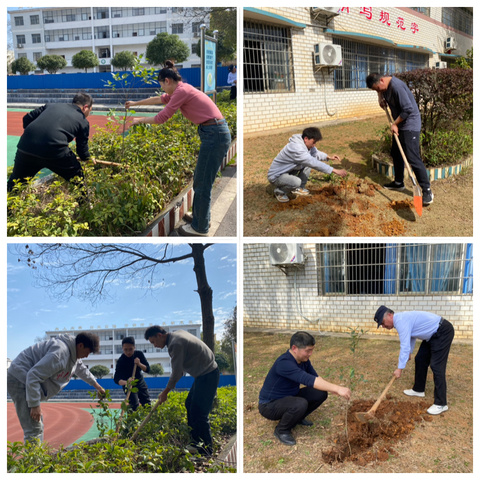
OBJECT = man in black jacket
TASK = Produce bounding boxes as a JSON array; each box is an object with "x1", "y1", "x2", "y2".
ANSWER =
[
  {"x1": 7, "y1": 92, "x2": 93, "y2": 192},
  {"x1": 114, "y1": 337, "x2": 151, "y2": 411}
]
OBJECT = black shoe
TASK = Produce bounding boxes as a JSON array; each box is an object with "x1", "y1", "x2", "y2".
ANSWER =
[
  {"x1": 274, "y1": 427, "x2": 296, "y2": 446},
  {"x1": 383, "y1": 181, "x2": 405, "y2": 191},
  {"x1": 297, "y1": 418, "x2": 313, "y2": 426},
  {"x1": 422, "y1": 189, "x2": 434, "y2": 205}
]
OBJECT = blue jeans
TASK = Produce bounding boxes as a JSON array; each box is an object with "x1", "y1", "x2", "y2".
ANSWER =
[{"x1": 192, "y1": 122, "x2": 231, "y2": 233}]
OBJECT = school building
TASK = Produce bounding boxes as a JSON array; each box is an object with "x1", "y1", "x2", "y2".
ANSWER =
[
  {"x1": 9, "y1": 7, "x2": 211, "y2": 73},
  {"x1": 243, "y1": 7, "x2": 473, "y2": 134},
  {"x1": 45, "y1": 321, "x2": 201, "y2": 377},
  {"x1": 243, "y1": 243, "x2": 473, "y2": 340}
]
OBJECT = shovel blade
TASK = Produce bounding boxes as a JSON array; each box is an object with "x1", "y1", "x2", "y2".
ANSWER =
[
  {"x1": 354, "y1": 411, "x2": 373, "y2": 423},
  {"x1": 413, "y1": 189, "x2": 423, "y2": 217}
]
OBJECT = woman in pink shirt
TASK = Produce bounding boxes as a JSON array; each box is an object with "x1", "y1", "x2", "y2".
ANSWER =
[{"x1": 126, "y1": 61, "x2": 231, "y2": 236}]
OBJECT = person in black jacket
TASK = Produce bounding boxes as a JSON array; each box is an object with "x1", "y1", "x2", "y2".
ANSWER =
[
  {"x1": 7, "y1": 92, "x2": 93, "y2": 192},
  {"x1": 114, "y1": 337, "x2": 151, "y2": 411}
]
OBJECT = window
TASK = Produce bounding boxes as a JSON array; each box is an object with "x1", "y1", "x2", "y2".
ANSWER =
[
  {"x1": 333, "y1": 38, "x2": 428, "y2": 90},
  {"x1": 14, "y1": 17, "x2": 24, "y2": 27},
  {"x1": 409, "y1": 8, "x2": 430, "y2": 17},
  {"x1": 172, "y1": 23, "x2": 183, "y2": 35},
  {"x1": 16, "y1": 35, "x2": 26, "y2": 46},
  {"x1": 32, "y1": 34, "x2": 41, "y2": 44},
  {"x1": 133, "y1": 8, "x2": 145, "y2": 16},
  {"x1": 317, "y1": 244, "x2": 473, "y2": 295},
  {"x1": 244, "y1": 21, "x2": 295, "y2": 94},
  {"x1": 442, "y1": 7, "x2": 473, "y2": 36},
  {"x1": 30, "y1": 15, "x2": 40, "y2": 25},
  {"x1": 33, "y1": 52, "x2": 42, "y2": 62}
]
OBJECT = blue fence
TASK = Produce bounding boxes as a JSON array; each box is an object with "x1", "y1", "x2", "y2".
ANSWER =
[
  {"x1": 63, "y1": 374, "x2": 236, "y2": 391},
  {"x1": 7, "y1": 66, "x2": 230, "y2": 90}
]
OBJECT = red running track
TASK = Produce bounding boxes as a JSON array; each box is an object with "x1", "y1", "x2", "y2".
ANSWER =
[
  {"x1": 7, "y1": 111, "x2": 133, "y2": 137},
  {"x1": 7, "y1": 402, "x2": 120, "y2": 449}
]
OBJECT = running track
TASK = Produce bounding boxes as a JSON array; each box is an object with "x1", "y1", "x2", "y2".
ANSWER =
[
  {"x1": 7, "y1": 402, "x2": 121, "y2": 449},
  {"x1": 7, "y1": 109, "x2": 132, "y2": 137}
]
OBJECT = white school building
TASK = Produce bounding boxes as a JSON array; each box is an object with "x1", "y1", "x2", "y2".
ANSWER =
[
  {"x1": 243, "y1": 7, "x2": 473, "y2": 135},
  {"x1": 45, "y1": 321, "x2": 201, "y2": 377},
  {"x1": 9, "y1": 7, "x2": 211, "y2": 73}
]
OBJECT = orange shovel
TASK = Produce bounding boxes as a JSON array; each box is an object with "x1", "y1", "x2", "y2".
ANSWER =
[{"x1": 385, "y1": 107, "x2": 423, "y2": 217}]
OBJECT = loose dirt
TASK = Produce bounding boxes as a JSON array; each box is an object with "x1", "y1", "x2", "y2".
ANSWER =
[
  {"x1": 243, "y1": 332, "x2": 473, "y2": 473},
  {"x1": 244, "y1": 115, "x2": 473, "y2": 237},
  {"x1": 322, "y1": 398, "x2": 431, "y2": 465}
]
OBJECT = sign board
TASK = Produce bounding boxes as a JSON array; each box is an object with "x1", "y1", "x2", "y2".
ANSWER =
[{"x1": 201, "y1": 29, "x2": 217, "y2": 96}]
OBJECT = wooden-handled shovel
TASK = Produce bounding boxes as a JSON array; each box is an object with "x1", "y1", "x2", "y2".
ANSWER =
[
  {"x1": 385, "y1": 107, "x2": 423, "y2": 217},
  {"x1": 355, "y1": 375, "x2": 396, "y2": 423},
  {"x1": 115, "y1": 364, "x2": 137, "y2": 433},
  {"x1": 130, "y1": 394, "x2": 164, "y2": 442}
]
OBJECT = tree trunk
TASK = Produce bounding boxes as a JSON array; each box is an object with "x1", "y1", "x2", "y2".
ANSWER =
[{"x1": 191, "y1": 244, "x2": 215, "y2": 352}]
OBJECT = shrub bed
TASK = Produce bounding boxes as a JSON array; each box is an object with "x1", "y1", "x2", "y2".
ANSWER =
[
  {"x1": 7, "y1": 100, "x2": 236, "y2": 237},
  {"x1": 7, "y1": 386, "x2": 236, "y2": 473}
]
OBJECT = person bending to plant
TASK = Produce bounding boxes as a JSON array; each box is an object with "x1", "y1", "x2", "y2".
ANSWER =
[
  {"x1": 145, "y1": 326, "x2": 219, "y2": 456},
  {"x1": 126, "y1": 60, "x2": 231, "y2": 237},
  {"x1": 258, "y1": 331, "x2": 351, "y2": 446},
  {"x1": 7, "y1": 332, "x2": 105, "y2": 443},
  {"x1": 7, "y1": 92, "x2": 93, "y2": 194}
]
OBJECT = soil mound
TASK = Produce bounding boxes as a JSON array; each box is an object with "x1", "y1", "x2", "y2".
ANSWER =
[{"x1": 322, "y1": 398, "x2": 431, "y2": 466}]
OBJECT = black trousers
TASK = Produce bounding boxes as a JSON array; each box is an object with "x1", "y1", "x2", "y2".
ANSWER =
[
  {"x1": 391, "y1": 130, "x2": 431, "y2": 192},
  {"x1": 258, "y1": 387, "x2": 328, "y2": 434},
  {"x1": 123, "y1": 377, "x2": 151, "y2": 411},
  {"x1": 7, "y1": 149, "x2": 84, "y2": 192},
  {"x1": 412, "y1": 319, "x2": 455, "y2": 406},
  {"x1": 185, "y1": 367, "x2": 220, "y2": 455}
]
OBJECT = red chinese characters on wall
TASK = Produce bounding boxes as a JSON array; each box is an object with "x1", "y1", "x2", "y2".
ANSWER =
[{"x1": 340, "y1": 7, "x2": 420, "y2": 34}]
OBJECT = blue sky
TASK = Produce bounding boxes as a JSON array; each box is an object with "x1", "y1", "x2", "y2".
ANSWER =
[{"x1": 7, "y1": 243, "x2": 237, "y2": 360}]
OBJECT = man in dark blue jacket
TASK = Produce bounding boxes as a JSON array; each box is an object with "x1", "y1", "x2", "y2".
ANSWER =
[
  {"x1": 258, "y1": 331, "x2": 351, "y2": 446},
  {"x1": 7, "y1": 92, "x2": 93, "y2": 192},
  {"x1": 366, "y1": 73, "x2": 433, "y2": 206}
]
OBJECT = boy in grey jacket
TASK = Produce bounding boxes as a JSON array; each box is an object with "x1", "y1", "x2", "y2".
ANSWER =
[
  {"x1": 145, "y1": 326, "x2": 219, "y2": 456},
  {"x1": 7, "y1": 332, "x2": 105, "y2": 443},
  {"x1": 267, "y1": 127, "x2": 347, "y2": 202}
]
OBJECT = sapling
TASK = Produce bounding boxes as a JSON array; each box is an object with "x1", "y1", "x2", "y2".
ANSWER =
[{"x1": 339, "y1": 327, "x2": 366, "y2": 455}]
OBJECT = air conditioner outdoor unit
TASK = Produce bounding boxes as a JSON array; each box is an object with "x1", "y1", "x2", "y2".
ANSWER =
[
  {"x1": 445, "y1": 37, "x2": 457, "y2": 50},
  {"x1": 17, "y1": 44, "x2": 24, "y2": 48},
  {"x1": 435, "y1": 61, "x2": 448, "y2": 69},
  {"x1": 269, "y1": 244, "x2": 304, "y2": 266},
  {"x1": 314, "y1": 43, "x2": 342, "y2": 67},
  {"x1": 312, "y1": 7, "x2": 340, "y2": 16}
]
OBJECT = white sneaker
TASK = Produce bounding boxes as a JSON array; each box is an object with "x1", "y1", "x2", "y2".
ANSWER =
[
  {"x1": 403, "y1": 389, "x2": 425, "y2": 397},
  {"x1": 292, "y1": 187, "x2": 310, "y2": 196},
  {"x1": 427, "y1": 404, "x2": 448, "y2": 415},
  {"x1": 275, "y1": 192, "x2": 290, "y2": 203},
  {"x1": 178, "y1": 224, "x2": 209, "y2": 237}
]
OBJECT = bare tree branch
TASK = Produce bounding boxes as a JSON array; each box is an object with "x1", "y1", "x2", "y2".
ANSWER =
[{"x1": 13, "y1": 243, "x2": 217, "y2": 350}]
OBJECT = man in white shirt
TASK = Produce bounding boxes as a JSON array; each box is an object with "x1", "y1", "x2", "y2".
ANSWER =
[{"x1": 374, "y1": 306, "x2": 455, "y2": 415}]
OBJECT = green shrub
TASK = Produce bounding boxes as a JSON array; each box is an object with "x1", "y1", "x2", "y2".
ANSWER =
[
  {"x1": 7, "y1": 387, "x2": 237, "y2": 473},
  {"x1": 421, "y1": 121, "x2": 473, "y2": 167}
]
